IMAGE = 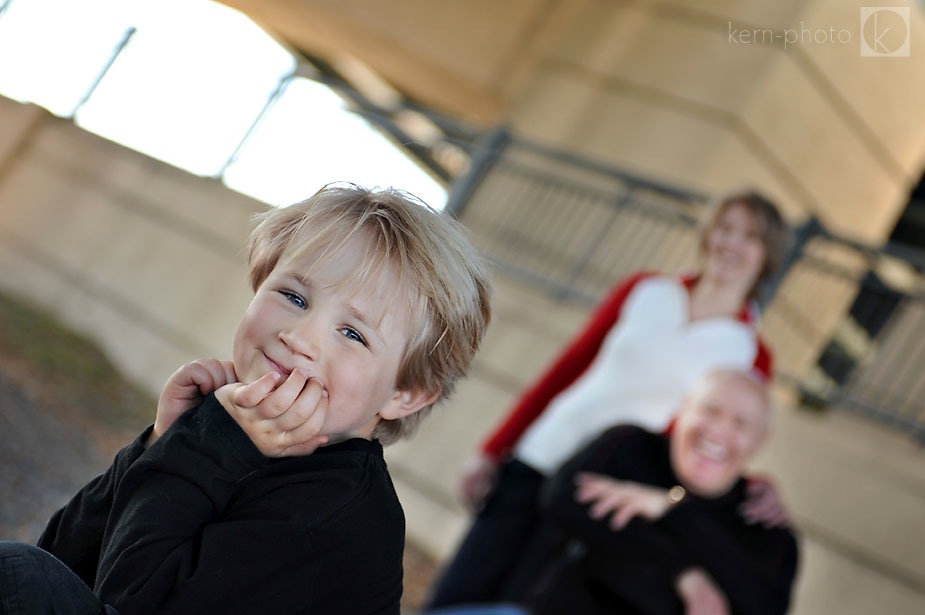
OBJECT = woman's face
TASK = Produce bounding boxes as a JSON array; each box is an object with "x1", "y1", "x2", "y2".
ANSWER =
[{"x1": 702, "y1": 203, "x2": 766, "y2": 293}]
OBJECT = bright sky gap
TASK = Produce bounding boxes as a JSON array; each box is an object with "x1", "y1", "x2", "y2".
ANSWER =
[{"x1": 0, "y1": 0, "x2": 448, "y2": 209}]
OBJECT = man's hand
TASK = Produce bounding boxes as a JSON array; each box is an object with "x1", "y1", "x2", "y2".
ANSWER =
[
  {"x1": 216, "y1": 369, "x2": 329, "y2": 458},
  {"x1": 459, "y1": 452, "x2": 501, "y2": 511},
  {"x1": 574, "y1": 472, "x2": 674, "y2": 529},
  {"x1": 150, "y1": 359, "x2": 237, "y2": 447},
  {"x1": 741, "y1": 474, "x2": 790, "y2": 528},
  {"x1": 676, "y1": 568, "x2": 729, "y2": 615}
]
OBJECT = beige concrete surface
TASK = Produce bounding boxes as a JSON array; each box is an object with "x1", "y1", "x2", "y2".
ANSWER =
[
  {"x1": 0, "y1": 101, "x2": 260, "y2": 394},
  {"x1": 507, "y1": 0, "x2": 925, "y2": 244}
]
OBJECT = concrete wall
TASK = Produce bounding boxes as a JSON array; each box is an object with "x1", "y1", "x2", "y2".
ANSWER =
[
  {"x1": 506, "y1": 0, "x2": 925, "y2": 243},
  {"x1": 0, "y1": 100, "x2": 261, "y2": 396}
]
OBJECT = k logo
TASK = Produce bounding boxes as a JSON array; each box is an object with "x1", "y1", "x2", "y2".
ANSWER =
[{"x1": 860, "y1": 7, "x2": 911, "y2": 57}]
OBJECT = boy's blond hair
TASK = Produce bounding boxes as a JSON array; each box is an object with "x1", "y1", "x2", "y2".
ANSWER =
[{"x1": 246, "y1": 183, "x2": 492, "y2": 445}]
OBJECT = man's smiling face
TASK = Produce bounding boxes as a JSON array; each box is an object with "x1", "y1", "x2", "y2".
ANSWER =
[{"x1": 670, "y1": 371, "x2": 770, "y2": 497}]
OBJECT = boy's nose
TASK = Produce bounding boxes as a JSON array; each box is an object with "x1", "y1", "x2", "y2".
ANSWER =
[{"x1": 279, "y1": 322, "x2": 321, "y2": 361}]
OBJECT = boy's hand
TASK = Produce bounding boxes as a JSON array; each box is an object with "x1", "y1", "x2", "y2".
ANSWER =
[
  {"x1": 150, "y1": 359, "x2": 237, "y2": 447},
  {"x1": 215, "y1": 369, "x2": 330, "y2": 458}
]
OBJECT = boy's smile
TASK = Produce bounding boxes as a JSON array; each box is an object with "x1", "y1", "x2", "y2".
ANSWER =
[{"x1": 232, "y1": 231, "x2": 421, "y2": 443}]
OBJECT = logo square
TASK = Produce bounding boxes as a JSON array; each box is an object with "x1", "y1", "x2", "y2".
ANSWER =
[{"x1": 860, "y1": 7, "x2": 911, "y2": 57}]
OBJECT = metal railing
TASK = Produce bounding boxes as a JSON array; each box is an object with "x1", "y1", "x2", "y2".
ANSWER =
[
  {"x1": 451, "y1": 127, "x2": 709, "y2": 304},
  {"x1": 765, "y1": 219, "x2": 925, "y2": 442}
]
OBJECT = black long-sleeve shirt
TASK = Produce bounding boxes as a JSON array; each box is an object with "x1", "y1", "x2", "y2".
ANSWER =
[
  {"x1": 533, "y1": 425, "x2": 799, "y2": 615},
  {"x1": 37, "y1": 394, "x2": 404, "y2": 614}
]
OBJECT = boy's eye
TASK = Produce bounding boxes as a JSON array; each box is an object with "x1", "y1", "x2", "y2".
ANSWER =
[
  {"x1": 280, "y1": 290, "x2": 306, "y2": 309},
  {"x1": 340, "y1": 326, "x2": 368, "y2": 346}
]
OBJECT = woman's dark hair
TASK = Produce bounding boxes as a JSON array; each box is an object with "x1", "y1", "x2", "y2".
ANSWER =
[{"x1": 702, "y1": 191, "x2": 789, "y2": 302}]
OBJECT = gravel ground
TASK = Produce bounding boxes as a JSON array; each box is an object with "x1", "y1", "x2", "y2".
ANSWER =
[
  {"x1": 0, "y1": 292, "x2": 439, "y2": 612},
  {"x1": 0, "y1": 369, "x2": 111, "y2": 542}
]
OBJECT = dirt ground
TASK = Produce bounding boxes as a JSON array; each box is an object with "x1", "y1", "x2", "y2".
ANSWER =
[{"x1": 0, "y1": 292, "x2": 438, "y2": 612}]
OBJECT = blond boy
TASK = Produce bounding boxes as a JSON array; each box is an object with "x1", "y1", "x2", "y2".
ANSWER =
[{"x1": 2, "y1": 185, "x2": 491, "y2": 614}]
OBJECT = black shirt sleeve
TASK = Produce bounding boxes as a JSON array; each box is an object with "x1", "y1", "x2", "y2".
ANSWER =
[
  {"x1": 92, "y1": 393, "x2": 278, "y2": 612},
  {"x1": 36, "y1": 426, "x2": 151, "y2": 588}
]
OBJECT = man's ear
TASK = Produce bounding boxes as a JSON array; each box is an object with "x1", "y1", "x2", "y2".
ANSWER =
[{"x1": 379, "y1": 387, "x2": 442, "y2": 420}]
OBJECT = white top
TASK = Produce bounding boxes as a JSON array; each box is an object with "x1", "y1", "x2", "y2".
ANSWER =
[{"x1": 515, "y1": 276, "x2": 761, "y2": 475}]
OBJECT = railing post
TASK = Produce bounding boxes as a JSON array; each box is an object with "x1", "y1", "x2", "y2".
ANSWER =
[
  {"x1": 71, "y1": 27, "x2": 136, "y2": 120},
  {"x1": 217, "y1": 71, "x2": 295, "y2": 179},
  {"x1": 760, "y1": 215, "x2": 823, "y2": 308},
  {"x1": 555, "y1": 185, "x2": 637, "y2": 302},
  {"x1": 443, "y1": 125, "x2": 511, "y2": 218}
]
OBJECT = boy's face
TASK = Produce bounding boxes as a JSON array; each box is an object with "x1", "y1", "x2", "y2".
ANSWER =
[
  {"x1": 232, "y1": 232, "x2": 427, "y2": 442},
  {"x1": 669, "y1": 373, "x2": 768, "y2": 497}
]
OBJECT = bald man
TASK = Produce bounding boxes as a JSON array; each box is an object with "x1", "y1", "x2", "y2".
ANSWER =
[{"x1": 523, "y1": 369, "x2": 799, "y2": 615}]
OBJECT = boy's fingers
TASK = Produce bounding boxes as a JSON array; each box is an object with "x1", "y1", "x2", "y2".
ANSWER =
[
  {"x1": 219, "y1": 360, "x2": 237, "y2": 384},
  {"x1": 233, "y1": 372, "x2": 282, "y2": 407},
  {"x1": 279, "y1": 415, "x2": 329, "y2": 455},
  {"x1": 255, "y1": 370, "x2": 311, "y2": 418},
  {"x1": 196, "y1": 359, "x2": 238, "y2": 394},
  {"x1": 193, "y1": 360, "x2": 229, "y2": 394},
  {"x1": 280, "y1": 434, "x2": 329, "y2": 458},
  {"x1": 273, "y1": 378, "x2": 327, "y2": 431},
  {"x1": 274, "y1": 386, "x2": 329, "y2": 453}
]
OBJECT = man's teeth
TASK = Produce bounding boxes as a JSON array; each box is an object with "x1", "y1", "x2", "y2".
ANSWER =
[{"x1": 696, "y1": 440, "x2": 728, "y2": 461}]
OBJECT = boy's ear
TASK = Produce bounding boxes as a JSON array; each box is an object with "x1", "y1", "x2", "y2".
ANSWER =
[{"x1": 379, "y1": 387, "x2": 441, "y2": 420}]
